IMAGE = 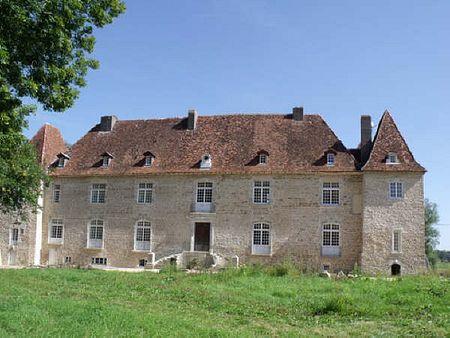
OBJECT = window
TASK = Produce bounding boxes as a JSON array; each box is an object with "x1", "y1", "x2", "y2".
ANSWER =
[
  {"x1": 88, "y1": 220, "x2": 104, "y2": 249},
  {"x1": 144, "y1": 155, "x2": 153, "y2": 167},
  {"x1": 102, "y1": 157, "x2": 110, "y2": 167},
  {"x1": 253, "y1": 181, "x2": 270, "y2": 204},
  {"x1": 91, "y1": 257, "x2": 107, "y2": 265},
  {"x1": 135, "y1": 221, "x2": 151, "y2": 251},
  {"x1": 139, "y1": 259, "x2": 148, "y2": 267},
  {"x1": 258, "y1": 154, "x2": 267, "y2": 165},
  {"x1": 322, "y1": 182, "x2": 340, "y2": 205},
  {"x1": 57, "y1": 157, "x2": 65, "y2": 168},
  {"x1": 389, "y1": 182, "x2": 403, "y2": 199},
  {"x1": 91, "y1": 184, "x2": 106, "y2": 203},
  {"x1": 65, "y1": 256, "x2": 72, "y2": 264},
  {"x1": 10, "y1": 228, "x2": 19, "y2": 245},
  {"x1": 200, "y1": 154, "x2": 212, "y2": 169},
  {"x1": 387, "y1": 152, "x2": 399, "y2": 164},
  {"x1": 137, "y1": 183, "x2": 153, "y2": 204},
  {"x1": 393, "y1": 230, "x2": 401, "y2": 253},
  {"x1": 322, "y1": 224, "x2": 340, "y2": 256},
  {"x1": 326, "y1": 153, "x2": 335, "y2": 166},
  {"x1": 196, "y1": 182, "x2": 213, "y2": 203},
  {"x1": 53, "y1": 184, "x2": 61, "y2": 203},
  {"x1": 252, "y1": 223, "x2": 271, "y2": 255},
  {"x1": 49, "y1": 219, "x2": 64, "y2": 244}
]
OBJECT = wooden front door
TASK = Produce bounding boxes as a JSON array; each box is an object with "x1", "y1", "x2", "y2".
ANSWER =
[{"x1": 194, "y1": 223, "x2": 210, "y2": 252}]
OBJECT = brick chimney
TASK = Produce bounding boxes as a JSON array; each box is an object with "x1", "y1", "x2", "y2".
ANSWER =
[
  {"x1": 99, "y1": 115, "x2": 118, "y2": 132},
  {"x1": 187, "y1": 109, "x2": 198, "y2": 130},
  {"x1": 360, "y1": 115, "x2": 372, "y2": 164},
  {"x1": 292, "y1": 106, "x2": 304, "y2": 121}
]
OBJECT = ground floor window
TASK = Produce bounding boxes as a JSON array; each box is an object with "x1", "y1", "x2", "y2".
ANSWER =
[
  {"x1": 88, "y1": 220, "x2": 104, "y2": 249},
  {"x1": 49, "y1": 219, "x2": 64, "y2": 244},
  {"x1": 9, "y1": 228, "x2": 19, "y2": 245},
  {"x1": 135, "y1": 221, "x2": 151, "y2": 251},
  {"x1": 392, "y1": 230, "x2": 401, "y2": 253},
  {"x1": 322, "y1": 223, "x2": 340, "y2": 256},
  {"x1": 252, "y1": 223, "x2": 271, "y2": 255}
]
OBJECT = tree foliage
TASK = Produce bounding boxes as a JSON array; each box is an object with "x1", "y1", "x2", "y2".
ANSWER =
[
  {"x1": 424, "y1": 198, "x2": 440, "y2": 267},
  {"x1": 0, "y1": 0, "x2": 125, "y2": 213}
]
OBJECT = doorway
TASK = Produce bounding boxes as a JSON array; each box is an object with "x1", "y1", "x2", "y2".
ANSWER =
[
  {"x1": 391, "y1": 263, "x2": 401, "y2": 276},
  {"x1": 194, "y1": 222, "x2": 210, "y2": 252}
]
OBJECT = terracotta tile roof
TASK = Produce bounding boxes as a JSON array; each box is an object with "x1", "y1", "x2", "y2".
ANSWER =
[
  {"x1": 30, "y1": 124, "x2": 66, "y2": 168},
  {"x1": 51, "y1": 114, "x2": 359, "y2": 176},
  {"x1": 363, "y1": 111, "x2": 425, "y2": 172}
]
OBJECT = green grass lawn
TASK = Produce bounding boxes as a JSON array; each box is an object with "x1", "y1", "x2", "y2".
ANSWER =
[{"x1": 0, "y1": 267, "x2": 448, "y2": 337}]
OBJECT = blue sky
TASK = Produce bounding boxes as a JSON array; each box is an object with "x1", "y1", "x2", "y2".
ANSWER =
[{"x1": 24, "y1": 1, "x2": 450, "y2": 249}]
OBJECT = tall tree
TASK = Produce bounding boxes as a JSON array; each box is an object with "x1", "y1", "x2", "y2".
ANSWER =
[
  {"x1": 0, "y1": 0, "x2": 125, "y2": 213},
  {"x1": 425, "y1": 198, "x2": 440, "y2": 267}
]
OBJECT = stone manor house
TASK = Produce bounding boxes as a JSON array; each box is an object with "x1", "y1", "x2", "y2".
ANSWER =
[{"x1": 0, "y1": 107, "x2": 426, "y2": 275}]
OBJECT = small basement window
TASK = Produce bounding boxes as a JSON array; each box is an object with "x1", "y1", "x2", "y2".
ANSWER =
[
  {"x1": 91, "y1": 257, "x2": 107, "y2": 265},
  {"x1": 139, "y1": 259, "x2": 148, "y2": 267},
  {"x1": 64, "y1": 256, "x2": 72, "y2": 264}
]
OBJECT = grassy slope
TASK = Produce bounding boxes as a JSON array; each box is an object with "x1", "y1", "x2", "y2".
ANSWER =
[{"x1": 0, "y1": 268, "x2": 448, "y2": 337}]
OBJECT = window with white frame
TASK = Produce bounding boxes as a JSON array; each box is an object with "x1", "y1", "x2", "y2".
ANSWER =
[
  {"x1": 102, "y1": 156, "x2": 110, "y2": 167},
  {"x1": 137, "y1": 183, "x2": 153, "y2": 204},
  {"x1": 10, "y1": 228, "x2": 19, "y2": 245},
  {"x1": 49, "y1": 219, "x2": 64, "y2": 244},
  {"x1": 196, "y1": 182, "x2": 213, "y2": 203},
  {"x1": 88, "y1": 220, "x2": 104, "y2": 249},
  {"x1": 253, "y1": 181, "x2": 270, "y2": 204},
  {"x1": 326, "y1": 153, "x2": 335, "y2": 166},
  {"x1": 144, "y1": 155, "x2": 153, "y2": 167},
  {"x1": 387, "y1": 152, "x2": 399, "y2": 164},
  {"x1": 135, "y1": 221, "x2": 151, "y2": 251},
  {"x1": 91, "y1": 257, "x2": 107, "y2": 265},
  {"x1": 57, "y1": 157, "x2": 65, "y2": 168},
  {"x1": 392, "y1": 230, "x2": 401, "y2": 253},
  {"x1": 258, "y1": 153, "x2": 268, "y2": 165},
  {"x1": 389, "y1": 182, "x2": 403, "y2": 199},
  {"x1": 53, "y1": 184, "x2": 61, "y2": 203},
  {"x1": 252, "y1": 223, "x2": 271, "y2": 254},
  {"x1": 322, "y1": 223, "x2": 340, "y2": 256},
  {"x1": 91, "y1": 184, "x2": 106, "y2": 203},
  {"x1": 322, "y1": 182, "x2": 340, "y2": 205}
]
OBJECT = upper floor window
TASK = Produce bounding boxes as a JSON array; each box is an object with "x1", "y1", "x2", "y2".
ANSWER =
[
  {"x1": 143, "y1": 151, "x2": 155, "y2": 167},
  {"x1": 88, "y1": 220, "x2": 104, "y2": 249},
  {"x1": 322, "y1": 182, "x2": 340, "y2": 205},
  {"x1": 10, "y1": 228, "x2": 19, "y2": 245},
  {"x1": 253, "y1": 181, "x2": 270, "y2": 204},
  {"x1": 392, "y1": 230, "x2": 401, "y2": 253},
  {"x1": 200, "y1": 154, "x2": 212, "y2": 170},
  {"x1": 101, "y1": 152, "x2": 113, "y2": 168},
  {"x1": 196, "y1": 182, "x2": 213, "y2": 203},
  {"x1": 252, "y1": 223, "x2": 271, "y2": 255},
  {"x1": 258, "y1": 153, "x2": 268, "y2": 165},
  {"x1": 49, "y1": 219, "x2": 64, "y2": 244},
  {"x1": 56, "y1": 153, "x2": 70, "y2": 168},
  {"x1": 386, "y1": 152, "x2": 399, "y2": 164},
  {"x1": 389, "y1": 182, "x2": 403, "y2": 199},
  {"x1": 137, "y1": 183, "x2": 153, "y2": 204},
  {"x1": 91, "y1": 184, "x2": 106, "y2": 203},
  {"x1": 322, "y1": 223, "x2": 340, "y2": 256},
  {"x1": 326, "y1": 153, "x2": 335, "y2": 166},
  {"x1": 135, "y1": 220, "x2": 151, "y2": 251},
  {"x1": 53, "y1": 184, "x2": 61, "y2": 203}
]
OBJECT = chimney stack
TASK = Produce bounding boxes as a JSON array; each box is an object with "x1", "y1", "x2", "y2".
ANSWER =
[
  {"x1": 187, "y1": 109, "x2": 198, "y2": 130},
  {"x1": 360, "y1": 115, "x2": 372, "y2": 164},
  {"x1": 99, "y1": 115, "x2": 118, "y2": 132},
  {"x1": 292, "y1": 106, "x2": 304, "y2": 121}
]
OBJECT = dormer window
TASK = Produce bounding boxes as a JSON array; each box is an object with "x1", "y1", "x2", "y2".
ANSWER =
[
  {"x1": 200, "y1": 154, "x2": 212, "y2": 170},
  {"x1": 56, "y1": 153, "x2": 70, "y2": 168},
  {"x1": 387, "y1": 152, "x2": 399, "y2": 164},
  {"x1": 257, "y1": 150, "x2": 269, "y2": 165},
  {"x1": 101, "y1": 152, "x2": 113, "y2": 168},
  {"x1": 143, "y1": 151, "x2": 155, "y2": 167},
  {"x1": 327, "y1": 153, "x2": 335, "y2": 166}
]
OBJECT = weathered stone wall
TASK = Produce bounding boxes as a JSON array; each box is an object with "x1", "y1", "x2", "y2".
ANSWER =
[
  {"x1": 361, "y1": 172, "x2": 426, "y2": 275},
  {"x1": 0, "y1": 210, "x2": 36, "y2": 266},
  {"x1": 41, "y1": 174, "x2": 363, "y2": 272}
]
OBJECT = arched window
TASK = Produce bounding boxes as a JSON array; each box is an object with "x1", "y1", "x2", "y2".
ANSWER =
[{"x1": 391, "y1": 263, "x2": 401, "y2": 276}]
